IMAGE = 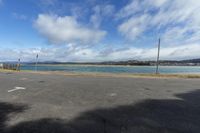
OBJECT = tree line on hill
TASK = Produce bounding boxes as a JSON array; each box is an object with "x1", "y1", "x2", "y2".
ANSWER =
[
  {"x1": 1, "y1": 58, "x2": 200, "y2": 66},
  {"x1": 25, "y1": 58, "x2": 200, "y2": 66}
]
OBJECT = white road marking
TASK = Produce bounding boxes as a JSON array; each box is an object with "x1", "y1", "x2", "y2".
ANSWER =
[
  {"x1": 8, "y1": 87, "x2": 26, "y2": 92},
  {"x1": 20, "y1": 78, "x2": 28, "y2": 81},
  {"x1": 109, "y1": 93, "x2": 117, "y2": 97}
]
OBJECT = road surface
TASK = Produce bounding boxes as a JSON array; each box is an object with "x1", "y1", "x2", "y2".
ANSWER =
[{"x1": 0, "y1": 71, "x2": 200, "y2": 133}]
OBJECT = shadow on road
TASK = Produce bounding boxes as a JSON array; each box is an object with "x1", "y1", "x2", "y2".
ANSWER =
[
  {"x1": 1, "y1": 90, "x2": 200, "y2": 133},
  {"x1": 0, "y1": 102, "x2": 28, "y2": 133}
]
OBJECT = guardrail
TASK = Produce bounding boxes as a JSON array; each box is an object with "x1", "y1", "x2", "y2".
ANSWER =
[{"x1": 0, "y1": 63, "x2": 20, "y2": 71}]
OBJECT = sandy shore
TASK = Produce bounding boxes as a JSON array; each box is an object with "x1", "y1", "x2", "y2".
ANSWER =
[{"x1": 1, "y1": 69, "x2": 200, "y2": 79}]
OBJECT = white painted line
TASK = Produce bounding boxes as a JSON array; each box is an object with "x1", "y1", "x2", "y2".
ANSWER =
[
  {"x1": 20, "y1": 78, "x2": 28, "y2": 81},
  {"x1": 8, "y1": 87, "x2": 26, "y2": 92},
  {"x1": 109, "y1": 93, "x2": 117, "y2": 97}
]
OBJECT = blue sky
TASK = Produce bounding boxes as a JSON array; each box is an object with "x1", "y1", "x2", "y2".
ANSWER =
[{"x1": 0, "y1": 0, "x2": 200, "y2": 62}]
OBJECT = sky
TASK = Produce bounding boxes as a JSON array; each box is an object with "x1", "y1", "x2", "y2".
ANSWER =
[{"x1": 0, "y1": 0, "x2": 200, "y2": 62}]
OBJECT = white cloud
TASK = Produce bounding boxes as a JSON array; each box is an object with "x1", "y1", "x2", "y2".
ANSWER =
[
  {"x1": 39, "y1": 0, "x2": 57, "y2": 6},
  {"x1": 102, "y1": 4, "x2": 115, "y2": 16},
  {"x1": 117, "y1": 0, "x2": 200, "y2": 45},
  {"x1": 90, "y1": 6, "x2": 102, "y2": 29},
  {"x1": 34, "y1": 14, "x2": 107, "y2": 44},
  {"x1": 97, "y1": 43, "x2": 200, "y2": 61},
  {"x1": 118, "y1": 14, "x2": 151, "y2": 40},
  {"x1": 1, "y1": 43, "x2": 199, "y2": 62},
  {"x1": 148, "y1": 0, "x2": 167, "y2": 7},
  {"x1": 90, "y1": 4, "x2": 115, "y2": 28},
  {"x1": 117, "y1": 0, "x2": 140, "y2": 19},
  {"x1": 12, "y1": 13, "x2": 27, "y2": 20}
]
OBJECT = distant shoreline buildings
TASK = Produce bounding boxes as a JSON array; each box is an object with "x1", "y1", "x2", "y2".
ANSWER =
[
  {"x1": 8, "y1": 58, "x2": 198, "y2": 66},
  {"x1": 0, "y1": 58, "x2": 200, "y2": 66}
]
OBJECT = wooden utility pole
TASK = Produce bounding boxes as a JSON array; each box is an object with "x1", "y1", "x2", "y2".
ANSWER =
[{"x1": 156, "y1": 38, "x2": 160, "y2": 74}]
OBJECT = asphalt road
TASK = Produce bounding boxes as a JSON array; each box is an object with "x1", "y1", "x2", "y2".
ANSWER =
[{"x1": 0, "y1": 71, "x2": 200, "y2": 133}]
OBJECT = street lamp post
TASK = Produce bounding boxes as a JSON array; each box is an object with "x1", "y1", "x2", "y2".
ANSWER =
[
  {"x1": 17, "y1": 58, "x2": 20, "y2": 71},
  {"x1": 156, "y1": 38, "x2": 160, "y2": 74},
  {"x1": 35, "y1": 54, "x2": 38, "y2": 71}
]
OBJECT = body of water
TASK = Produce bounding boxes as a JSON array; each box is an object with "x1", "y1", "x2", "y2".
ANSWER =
[{"x1": 20, "y1": 65, "x2": 200, "y2": 74}]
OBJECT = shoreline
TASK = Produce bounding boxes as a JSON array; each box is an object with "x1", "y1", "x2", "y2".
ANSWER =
[
  {"x1": 20, "y1": 64, "x2": 200, "y2": 68},
  {"x1": 1, "y1": 69, "x2": 200, "y2": 79}
]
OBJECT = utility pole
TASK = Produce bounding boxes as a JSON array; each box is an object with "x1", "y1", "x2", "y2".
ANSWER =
[
  {"x1": 17, "y1": 58, "x2": 20, "y2": 71},
  {"x1": 35, "y1": 54, "x2": 38, "y2": 71},
  {"x1": 156, "y1": 38, "x2": 160, "y2": 74}
]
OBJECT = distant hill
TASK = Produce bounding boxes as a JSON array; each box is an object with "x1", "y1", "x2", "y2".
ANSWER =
[
  {"x1": 180, "y1": 58, "x2": 200, "y2": 63},
  {"x1": 1, "y1": 58, "x2": 200, "y2": 66}
]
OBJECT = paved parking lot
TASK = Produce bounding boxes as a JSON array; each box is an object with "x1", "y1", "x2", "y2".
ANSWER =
[{"x1": 0, "y1": 71, "x2": 200, "y2": 133}]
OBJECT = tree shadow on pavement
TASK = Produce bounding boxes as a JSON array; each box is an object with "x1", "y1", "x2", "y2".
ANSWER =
[
  {"x1": 1, "y1": 90, "x2": 200, "y2": 133},
  {"x1": 0, "y1": 102, "x2": 28, "y2": 133}
]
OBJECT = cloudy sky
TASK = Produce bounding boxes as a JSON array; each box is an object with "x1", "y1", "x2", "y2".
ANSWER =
[{"x1": 0, "y1": 0, "x2": 200, "y2": 62}]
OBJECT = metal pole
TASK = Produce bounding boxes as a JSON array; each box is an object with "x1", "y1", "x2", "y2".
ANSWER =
[
  {"x1": 156, "y1": 38, "x2": 160, "y2": 74},
  {"x1": 35, "y1": 54, "x2": 38, "y2": 71},
  {"x1": 17, "y1": 58, "x2": 20, "y2": 71}
]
